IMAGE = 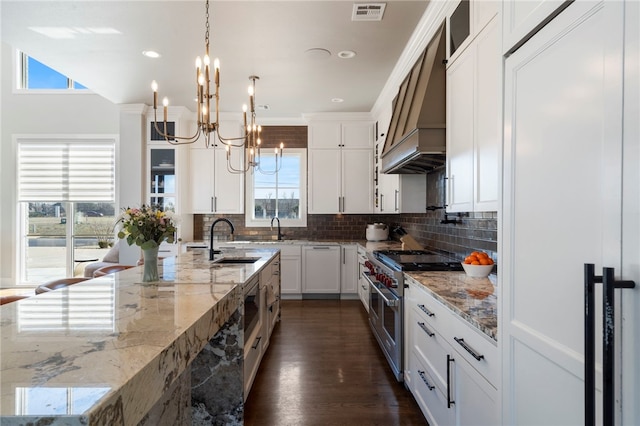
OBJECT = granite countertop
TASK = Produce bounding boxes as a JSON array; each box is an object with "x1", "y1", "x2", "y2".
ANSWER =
[
  {"x1": 0, "y1": 248, "x2": 278, "y2": 424},
  {"x1": 404, "y1": 271, "x2": 497, "y2": 341}
]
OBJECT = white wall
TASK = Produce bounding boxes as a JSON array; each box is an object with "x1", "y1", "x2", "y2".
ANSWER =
[{"x1": 0, "y1": 42, "x2": 121, "y2": 284}]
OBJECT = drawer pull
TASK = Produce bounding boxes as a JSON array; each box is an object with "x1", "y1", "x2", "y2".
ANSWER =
[
  {"x1": 454, "y1": 337, "x2": 484, "y2": 361},
  {"x1": 418, "y1": 304, "x2": 435, "y2": 317},
  {"x1": 251, "y1": 336, "x2": 262, "y2": 350},
  {"x1": 417, "y1": 370, "x2": 435, "y2": 391},
  {"x1": 417, "y1": 322, "x2": 435, "y2": 337}
]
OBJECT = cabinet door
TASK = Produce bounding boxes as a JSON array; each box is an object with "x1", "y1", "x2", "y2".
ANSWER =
[
  {"x1": 341, "y1": 149, "x2": 373, "y2": 214},
  {"x1": 309, "y1": 122, "x2": 341, "y2": 149},
  {"x1": 473, "y1": 15, "x2": 500, "y2": 212},
  {"x1": 452, "y1": 353, "x2": 498, "y2": 425},
  {"x1": 446, "y1": 48, "x2": 475, "y2": 212},
  {"x1": 301, "y1": 246, "x2": 340, "y2": 293},
  {"x1": 341, "y1": 122, "x2": 373, "y2": 149},
  {"x1": 213, "y1": 146, "x2": 244, "y2": 213},
  {"x1": 308, "y1": 149, "x2": 341, "y2": 213},
  {"x1": 502, "y1": 2, "x2": 624, "y2": 424},
  {"x1": 340, "y1": 245, "x2": 358, "y2": 294},
  {"x1": 280, "y1": 256, "x2": 302, "y2": 294},
  {"x1": 503, "y1": 0, "x2": 569, "y2": 54},
  {"x1": 189, "y1": 148, "x2": 215, "y2": 213}
]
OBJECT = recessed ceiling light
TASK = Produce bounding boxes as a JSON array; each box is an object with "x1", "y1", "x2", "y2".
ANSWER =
[
  {"x1": 337, "y1": 50, "x2": 356, "y2": 59},
  {"x1": 142, "y1": 50, "x2": 161, "y2": 58},
  {"x1": 332, "y1": 98, "x2": 344, "y2": 103}
]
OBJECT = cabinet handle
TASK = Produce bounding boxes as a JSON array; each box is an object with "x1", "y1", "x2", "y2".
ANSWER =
[
  {"x1": 394, "y1": 189, "x2": 399, "y2": 212},
  {"x1": 342, "y1": 247, "x2": 346, "y2": 264},
  {"x1": 380, "y1": 194, "x2": 384, "y2": 211},
  {"x1": 251, "y1": 336, "x2": 262, "y2": 350},
  {"x1": 418, "y1": 304, "x2": 435, "y2": 317},
  {"x1": 211, "y1": 197, "x2": 214, "y2": 212},
  {"x1": 447, "y1": 355, "x2": 455, "y2": 408},
  {"x1": 448, "y1": 174, "x2": 454, "y2": 206},
  {"x1": 417, "y1": 370, "x2": 435, "y2": 391},
  {"x1": 453, "y1": 337, "x2": 484, "y2": 361},
  {"x1": 312, "y1": 246, "x2": 331, "y2": 250},
  {"x1": 417, "y1": 322, "x2": 435, "y2": 337}
]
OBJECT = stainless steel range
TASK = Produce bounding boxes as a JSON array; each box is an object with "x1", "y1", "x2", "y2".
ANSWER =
[{"x1": 362, "y1": 249, "x2": 463, "y2": 382}]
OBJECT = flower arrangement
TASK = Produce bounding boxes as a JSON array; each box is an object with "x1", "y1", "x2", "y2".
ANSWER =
[{"x1": 116, "y1": 205, "x2": 178, "y2": 250}]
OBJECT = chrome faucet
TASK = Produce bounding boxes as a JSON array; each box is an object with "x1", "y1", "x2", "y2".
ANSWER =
[
  {"x1": 270, "y1": 216, "x2": 283, "y2": 241},
  {"x1": 210, "y1": 218, "x2": 235, "y2": 260}
]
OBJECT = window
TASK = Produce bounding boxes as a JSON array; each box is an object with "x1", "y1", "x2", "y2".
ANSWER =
[
  {"x1": 17, "y1": 137, "x2": 117, "y2": 284},
  {"x1": 17, "y1": 50, "x2": 88, "y2": 90},
  {"x1": 246, "y1": 149, "x2": 307, "y2": 227}
]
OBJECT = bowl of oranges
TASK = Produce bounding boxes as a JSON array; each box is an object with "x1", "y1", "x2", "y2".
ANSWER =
[{"x1": 461, "y1": 251, "x2": 495, "y2": 278}]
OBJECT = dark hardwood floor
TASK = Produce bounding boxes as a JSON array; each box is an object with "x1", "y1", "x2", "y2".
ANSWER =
[{"x1": 244, "y1": 300, "x2": 428, "y2": 426}]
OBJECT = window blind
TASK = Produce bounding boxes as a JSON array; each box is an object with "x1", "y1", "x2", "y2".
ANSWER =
[{"x1": 18, "y1": 140, "x2": 115, "y2": 202}]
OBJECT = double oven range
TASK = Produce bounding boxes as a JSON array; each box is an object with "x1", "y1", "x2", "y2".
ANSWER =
[{"x1": 362, "y1": 250, "x2": 463, "y2": 381}]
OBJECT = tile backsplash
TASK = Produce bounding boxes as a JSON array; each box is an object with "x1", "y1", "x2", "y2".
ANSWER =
[{"x1": 195, "y1": 210, "x2": 496, "y2": 262}]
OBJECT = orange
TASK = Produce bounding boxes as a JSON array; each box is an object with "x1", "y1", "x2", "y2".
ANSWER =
[{"x1": 471, "y1": 260, "x2": 481, "y2": 265}]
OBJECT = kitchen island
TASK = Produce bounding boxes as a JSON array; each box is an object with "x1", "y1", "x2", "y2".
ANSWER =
[{"x1": 0, "y1": 248, "x2": 279, "y2": 425}]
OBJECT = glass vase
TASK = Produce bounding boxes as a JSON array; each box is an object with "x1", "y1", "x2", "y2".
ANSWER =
[{"x1": 142, "y1": 246, "x2": 160, "y2": 282}]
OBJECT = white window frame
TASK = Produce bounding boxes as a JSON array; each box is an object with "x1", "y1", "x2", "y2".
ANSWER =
[{"x1": 245, "y1": 148, "x2": 307, "y2": 227}]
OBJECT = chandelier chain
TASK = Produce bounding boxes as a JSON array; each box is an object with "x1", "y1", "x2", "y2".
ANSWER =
[{"x1": 205, "y1": 0, "x2": 210, "y2": 47}]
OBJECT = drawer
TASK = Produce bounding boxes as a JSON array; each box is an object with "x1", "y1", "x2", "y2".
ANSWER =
[
  {"x1": 409, "y1": 307, "x2": 451, "y2": 393},
  {"x1": 448, "y1": 315, "x2": 498, "y2": 387},
  {"x1": 409, "y1": 349, "x2": 455, "y2": 426},
  {"x1": 407, "y1": 281, "x2": 452, "y2": 336}
]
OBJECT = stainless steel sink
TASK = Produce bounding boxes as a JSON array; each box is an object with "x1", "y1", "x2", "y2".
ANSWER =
[{"x1": 211, "y1": 256, "x2": 261, "y2": 264}]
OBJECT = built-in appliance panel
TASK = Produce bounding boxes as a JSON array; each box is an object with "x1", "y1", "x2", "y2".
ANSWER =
[{"x1": 409, "y1": 348, "x2": 455, "y2": 426}]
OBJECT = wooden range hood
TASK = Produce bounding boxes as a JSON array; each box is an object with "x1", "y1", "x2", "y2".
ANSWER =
[{"x1": 381, "y1": 22, "x2": 446, "y2": 174}]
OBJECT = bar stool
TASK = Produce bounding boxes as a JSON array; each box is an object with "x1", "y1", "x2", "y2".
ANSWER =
[
  {"x1": 93, "y1": 264, "x2": 134, "y2": 278},
  {"x1": 35, "y1": 277, "x2": 90, "y2": 295},
  {"x1": 1, "y1": 295, "x2": 30, "y2": 305}
]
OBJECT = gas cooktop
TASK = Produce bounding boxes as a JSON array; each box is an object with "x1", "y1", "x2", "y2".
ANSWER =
[{"x1": 373, "y1": 250, "x2": 464, "y2": 272}]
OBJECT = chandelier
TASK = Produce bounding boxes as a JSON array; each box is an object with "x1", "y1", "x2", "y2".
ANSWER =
[{"x1": 150, "y1": 0, "x2": 283, "y2": 175}]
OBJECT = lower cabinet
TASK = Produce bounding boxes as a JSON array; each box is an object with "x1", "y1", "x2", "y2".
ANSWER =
[
  {"x1": 244, "y1": 254, "x2": 281, "y2": 401},
  {"x1": 340, "y1": 245, "x2": 358, "y2": 297},
  {"x1": 357, "y1": 245, "x2": 369, "y2": 311},
  {"x1": 302, "y1": 245, "x2": 341, "y2": 293},
  {"x1": 405, "y1": 280, "x2": 498, "y2": 425},
  {"x1": 273, "y1": 245, "x2": 302, "y2": 296}
]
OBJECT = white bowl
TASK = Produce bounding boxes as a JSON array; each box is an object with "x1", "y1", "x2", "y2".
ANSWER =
[{"x1": 461, "y1": 263, "x2": 494, "y2": 278}]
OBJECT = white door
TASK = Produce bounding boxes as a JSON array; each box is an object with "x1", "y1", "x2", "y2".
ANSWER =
[
  {"x1": 502, "y1": 2, "x2": 627, "y2": 424},
  {"x1": 308, "y1": 149, "x2": 341, "y2": 213},
  {"x1": 341, "y1": 149, "x2": 373, "y2": 214},
  {"x1": 213, "y1": 146, "x2": 244, "y2": 213}
]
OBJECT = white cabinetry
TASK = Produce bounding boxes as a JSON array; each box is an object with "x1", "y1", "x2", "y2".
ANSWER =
[
  {"x1": 502, "y1": 2, "x2": 638, "y2": 424},
  {"x1": 405, "y1": 280, "x2": 498, "y2": 425},
  {"x1": 357, "y1": 245, "x2": 369, "y2": 311},
  {"x1": 446, "y1": 13, "x2": 500, "y2": 212},
  {"x1": 502, "y1": 0, "x2": 568, "y2": 53},
  {"x1": 274, "y1": 244, "x2": 302, "y2": 297},
  {"x1": 301, "y1": 245, "x2": 341, "y2": 294},
  {"x1": 189, "y1": 121, "x2": 244, "y2": 214},
  {"x1": 375, "y1": 106, "x2": 426, "y2": 213},
  {"x1": 308, "y1": 121, "x2": 374, "y2": 214},
  {"x1": 340, "y1": 245, "x2": 358, "y2": 297}
]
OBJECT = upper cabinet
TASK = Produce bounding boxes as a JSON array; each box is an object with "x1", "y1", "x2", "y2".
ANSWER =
[
  {"x1": 375, "y1": 106, "x2": 427, "y2": 214},
  {"x1": 188, "y1": 120, "x2": 244, "y2": 214},
  {"x1": 502, "y1": 0, "x2": 571, "y2": 54},
  {"x1": 447, "y1": 0, "x2": 500, "y2": 64},
  {"x1": 308, "y1": 120, "x2": 374, "y2": 214},
  {"x1": 446, "y1": 8, "x2": 500, "y2": 213}
]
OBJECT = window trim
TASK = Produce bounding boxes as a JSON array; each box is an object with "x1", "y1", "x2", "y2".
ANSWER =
[{"x1": 245, "y1": 148, "x2": 307, "y2": 228}]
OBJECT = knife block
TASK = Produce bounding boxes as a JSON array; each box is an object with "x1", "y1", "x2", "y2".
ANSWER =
[{"x1": 400, "y1": 235, "x2": 424, "y2": 250}]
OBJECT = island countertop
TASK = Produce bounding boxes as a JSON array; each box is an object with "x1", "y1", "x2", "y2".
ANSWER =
[{"x1": 0, "y1": 248, "x2": 278, "y2": 425}]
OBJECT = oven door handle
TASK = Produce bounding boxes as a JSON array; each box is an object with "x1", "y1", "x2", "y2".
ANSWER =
[{"x1": 365, "y1": 274, "x2": 399, "y2": 308}]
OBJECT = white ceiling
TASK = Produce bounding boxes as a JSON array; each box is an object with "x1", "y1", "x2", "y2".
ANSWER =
[{"x1": 1, "y1": 0, "x2": 430, "y2": 119}]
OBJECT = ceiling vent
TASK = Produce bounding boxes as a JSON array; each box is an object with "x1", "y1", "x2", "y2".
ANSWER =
[{"x1": 352, "y1": 3, "x2": 386, "y2": 21}]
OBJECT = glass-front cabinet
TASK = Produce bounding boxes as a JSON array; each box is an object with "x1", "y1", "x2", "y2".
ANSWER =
[{"x1": 149, "y1": 148, "x2": 176, "y2": 212}]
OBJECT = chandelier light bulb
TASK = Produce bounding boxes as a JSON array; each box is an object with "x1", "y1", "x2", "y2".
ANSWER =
[
  {"x1": 195, "y1": 57, "x2": 202, "y2": 69},
  {"x1": 214, "y1": 58, "x2": 220, "y2": 70},
  {"x1": 257, "y1": 138, "x2": 261, "y2": 145},
  {"x1": 198, "y1": 74, "x2": 205, "y2": 86},
  {"x1": 151, "y1": 80, "x2": 158, "y2": 92},
  {"x1": 203, "y1": 55, "x2": 210, "y2": 66},
  {"x1": 242, "y1": 104, "x2": 247, "y2": 112},
  {"x1": 162, "y1": 97, "x2": 169, "y2": 107},
  {"x1": 280, "y1": 142, "x2": 284, "y2": 150},
  {"x1": 248, "y1": 86, "x2": 254, "y2": 96}
]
